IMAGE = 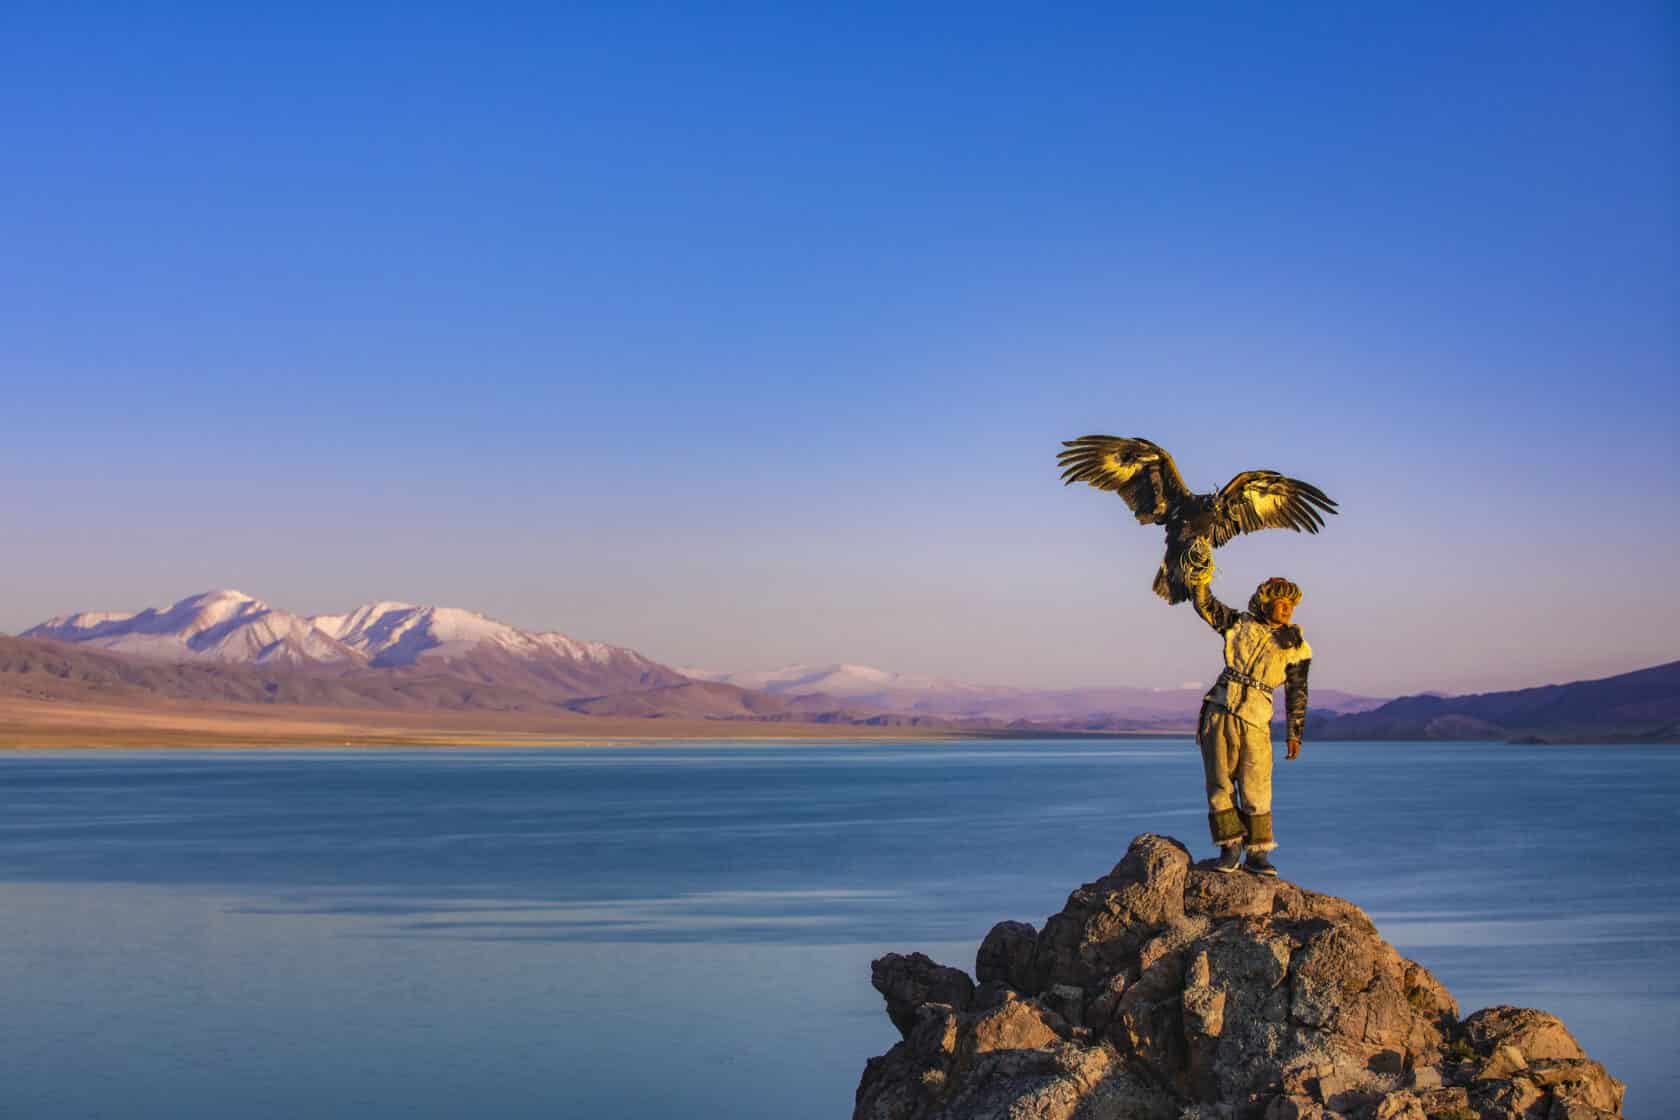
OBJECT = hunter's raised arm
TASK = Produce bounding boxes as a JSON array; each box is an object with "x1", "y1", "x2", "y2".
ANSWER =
[{"x1": 1190, "y1": 580, "x2": 1239, "y2": 634}]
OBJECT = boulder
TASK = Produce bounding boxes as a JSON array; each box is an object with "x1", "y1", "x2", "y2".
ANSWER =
[
  {"x1": 854, "y1": 834, "x2": 1625, "y2": 1120},
  {"x1": 976, "y1": 920, "x2": 1038, "y2": 990},
  {"x1": 872, "y1": 952, "x2": 977, "y2": 1037},
  {"x1": 1027, "y1": 834, "x2": 1191, "y2": 991},
  {"x1": 1462, "y1": 1006, "x2": 1587, "y2": 1062}
]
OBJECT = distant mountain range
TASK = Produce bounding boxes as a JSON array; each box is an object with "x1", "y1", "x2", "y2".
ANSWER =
[
  {"x1": 27, "y1": 588, "x2": 667, "y2": 672},
  {"x1": 23, "y1": 588, "x2": 705, "y2": 702},
  {"x1": 10, "y1": 591, "x2": 1677, "y2": 740},
  {"x1": 1309, "y1": 660, "x2": 1680, "y2": 742},
  {"x1": 681, "y1": 662, "x2": 1389, "y2": 727},
  {"x1": 8, "y1": 591, "x2": 903, "y2": 723}
]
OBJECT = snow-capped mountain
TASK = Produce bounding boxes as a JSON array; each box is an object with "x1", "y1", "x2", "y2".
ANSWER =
[
  {"x1": 311, "y1": 600, "x2": 643, "y2": 669},
  {"x1": 26, "y1": 590, "x2": 358, "y2": 666},
  {"x1": 25, "y1": 590, "x2": 682, "y2": 697}
]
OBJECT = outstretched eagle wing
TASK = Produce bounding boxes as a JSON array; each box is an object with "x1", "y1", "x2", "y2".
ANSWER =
[
  {"x1": 1057, "y1": 436, "x2": 1192, "y2": 524},
  {"x1": 1211, "y1": 470, "x2": 1338, "y2": 546}
]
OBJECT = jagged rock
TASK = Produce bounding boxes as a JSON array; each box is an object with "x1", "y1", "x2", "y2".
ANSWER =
[
  {"x1": 977, "y1": 921, "x2": 1039, "y2": 990},
  {"x1": 1462, "y1": 1006, "x2": 1587, "y2": 1063},
  {"x1": 873, "y1": 952, "x2": 977, "y2": 1037},
  {"x1": 1082, "y1": 973, "x2": 1128, "y2": 1033},
  {"x1": 972, "y1": 981, "x2": 1018, "y2": 1011},
  {"x1": 1029, "y1": 834, "x2": 1190, "y2": 991},
  {"x1": 1417, "y1": 1085, "x2": 1472, "y2": 1115},
  {"x1": 854, "y1": 834, "x2": 1625, "y2": 1120},
  {"x1": 853, "y1": 985, "x2": 1176, "y2": 1120},
  {"x1": 1041, "y1": 984, "x2": 1086, "y2": 1027},
  {"x1": 966, "y1": 997, "x2": 1065, "y2": 1056},
  {"x1": 1528, "y1": 1058, "x2": 1625, "y2": 1113},
  {"x1": 1371, "y1": 1091, "x2": 1428, "y2": 1120},
  {"x1": 1185, "y1": 861, "x2": 1278, "y2": 919},
  {"x1": 937, "y1": 1040, "x2": 1176, "y2": 1120}
]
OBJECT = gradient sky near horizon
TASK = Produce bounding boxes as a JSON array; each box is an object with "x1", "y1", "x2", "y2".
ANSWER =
[{"x1": 3, "y1": 3, "x2": 1675, "y2": 697}]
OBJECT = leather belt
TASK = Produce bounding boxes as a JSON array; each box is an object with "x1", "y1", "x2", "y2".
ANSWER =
[{"x1": 1218, "y1": 668, "x2": 1272, "y2": 691}]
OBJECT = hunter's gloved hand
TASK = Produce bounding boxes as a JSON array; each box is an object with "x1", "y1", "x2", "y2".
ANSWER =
[{"x1": 1181, "y1": 539, "x2": 1216, "y2": 587}]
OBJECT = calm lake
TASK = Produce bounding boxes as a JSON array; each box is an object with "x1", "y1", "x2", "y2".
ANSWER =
[{"x1": 0, "y1": 741, "x2": 1672, "y2": 1118}]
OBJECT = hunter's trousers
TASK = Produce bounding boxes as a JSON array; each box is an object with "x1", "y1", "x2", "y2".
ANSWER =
[{"x1": 1197, "y1": 702, "x2": 1276, "y2": 852}]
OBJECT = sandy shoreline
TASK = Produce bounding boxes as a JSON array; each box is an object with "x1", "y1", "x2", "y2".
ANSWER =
[{"x1": 0, "y1": 697, "x2": 1171, "y2": 749}]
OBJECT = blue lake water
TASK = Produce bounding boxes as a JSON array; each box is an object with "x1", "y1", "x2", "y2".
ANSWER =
[{"x1": 0, "y1": 741, "x2": 1673, "y2": 1118}]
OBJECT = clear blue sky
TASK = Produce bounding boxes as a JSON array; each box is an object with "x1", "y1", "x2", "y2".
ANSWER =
[{"x1": 3, "y1": 2, "x2": 1674, "y2": 695}]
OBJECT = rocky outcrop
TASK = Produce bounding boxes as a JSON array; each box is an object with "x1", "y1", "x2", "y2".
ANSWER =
[{"x1": 855, "y1": 835, "x2": 1624, "y2": 1120}]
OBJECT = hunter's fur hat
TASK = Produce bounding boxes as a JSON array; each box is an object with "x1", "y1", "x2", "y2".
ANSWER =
[{"x1": 1248, "y1": 576, "x2": 1302, "y2": 617}]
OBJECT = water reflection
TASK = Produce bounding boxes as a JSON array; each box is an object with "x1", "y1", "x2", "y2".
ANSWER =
[{"x1": 232, "y1": 888, "x2": 908, "y2": 942}]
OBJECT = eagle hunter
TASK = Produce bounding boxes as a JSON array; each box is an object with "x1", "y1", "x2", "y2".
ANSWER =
[{"x1": 1057, "y1": 435, "x2": 1339, "y2": 603}]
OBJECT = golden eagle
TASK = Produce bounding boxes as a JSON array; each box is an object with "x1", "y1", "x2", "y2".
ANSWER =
[{"x1": 1057, "y1": 435, "x2": 1338, "y2": 604}]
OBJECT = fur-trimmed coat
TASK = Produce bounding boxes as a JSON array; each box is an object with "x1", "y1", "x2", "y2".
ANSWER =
[{"x1": 1191, "y1": 585, "x2": 1312, "y2": 740}]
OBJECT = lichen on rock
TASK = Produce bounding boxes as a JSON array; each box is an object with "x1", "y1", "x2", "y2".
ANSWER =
[{"x1": 853, "y1": 834, "x2": 1625, "y2": 1120}]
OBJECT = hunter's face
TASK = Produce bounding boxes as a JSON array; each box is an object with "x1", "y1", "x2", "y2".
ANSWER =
[{"x1": 1266, "y1": 598, "x2": 1296, "y2": 626}]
